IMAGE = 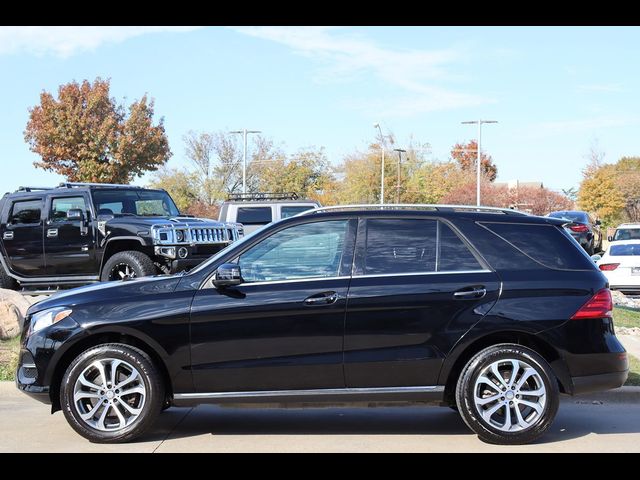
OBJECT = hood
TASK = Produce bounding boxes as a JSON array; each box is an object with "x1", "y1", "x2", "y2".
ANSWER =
[
  {"x1": 106, "y1": 216, "x2": 235, "y2": 228},
  {"x1": 27, "y1": 275, "x2": 183, "y2": 315}
]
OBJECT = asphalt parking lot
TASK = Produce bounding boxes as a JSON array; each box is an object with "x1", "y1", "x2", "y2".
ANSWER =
[{"x1": 1, "y1": 382, "x2": 639, "y2": 453}]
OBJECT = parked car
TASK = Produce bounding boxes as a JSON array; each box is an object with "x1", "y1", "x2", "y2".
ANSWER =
[
  {"x1": 0, "y1": 183, "x2": 243, "y2": 293},
  {"x1": 597, "y1": 240, "x2": 640, "y2": 294},
  {"x1": 608, "y1": 223, "x2": 640, "y2": 242},
  {"x1": 16, "y1": 204, "x2": 628, "y2": 445},
  {"x1": 546, "y1": 210, "x2": 603, "y2": 255},
  {"x1": 218, "y1": 192, "x2": 320, "y2": 235}
]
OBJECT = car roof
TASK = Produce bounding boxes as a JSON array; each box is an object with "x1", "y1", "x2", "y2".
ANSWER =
[{"x1": 223, "y1": 200, "x2": 319, "y2": 205}]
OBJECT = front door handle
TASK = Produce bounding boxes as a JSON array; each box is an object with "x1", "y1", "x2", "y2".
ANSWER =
[
  {"x1": 47, "y1": 228, "x2": 58, "y2": 238},
  {"x1": 453, "y1": 286, "x2": 487, "y2": 300},
  {"x1": 3, "y1": 232, "x2": 13, "y2": 240},
  {"x1": 304, "y1": 291, "x2": 340, "y2": 306}
]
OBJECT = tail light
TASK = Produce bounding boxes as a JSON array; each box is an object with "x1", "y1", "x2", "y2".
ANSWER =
[
  {"x1": 571, "y1": 288, "x2": 613, "y2": 320},
  {"x1": 599, "y1": 263, "x2": 620, "y2": 271},
  {"x1": 569, "y1": 224, "x2": 589, "y2": 233}
]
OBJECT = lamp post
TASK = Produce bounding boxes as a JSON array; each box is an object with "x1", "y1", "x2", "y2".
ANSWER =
[
  {"x1": 373, "y1": 123, "x2": 385, "y2": 205},
  {"x1": 229, "y1": 128, "x2": 261, "y2": 194},
  {"x1": 460, "y1": 120, "x2": 498, "y2": 206},
  {"x1": 393, "y1": 148, "x2": 406, "y2": 204}
]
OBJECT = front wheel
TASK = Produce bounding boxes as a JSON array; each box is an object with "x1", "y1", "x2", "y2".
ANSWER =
[
  {"x1": 60, "y1": 343, "x2": 165, "y2": 443},
  {"x1": 101, "y1": 251, "x2": 157, "y2": 282},
  {"x1": 455, "y1": 344, "x2": 559, "y2": 445}
]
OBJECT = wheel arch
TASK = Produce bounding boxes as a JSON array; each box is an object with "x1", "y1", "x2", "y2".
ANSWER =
[
  {"x1": 101, "y1": 238, "x2": 150, "y2": 270},
  {"x1": 439, "y1": 330, "x2": 569, "y2": 406},
  {"x1": 49, "y1": 329, "x2": 173, "y2": 412}
]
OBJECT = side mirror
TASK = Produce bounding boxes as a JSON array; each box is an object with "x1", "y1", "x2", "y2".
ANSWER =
[
  {"x1": 608, "y1": 235, "x2": 613, "y2": 242},
  {"x1": 213, "y1": 263, "x2": 243, "y2": 287},
  {"x1": 595, "y1": 219, "x2": 602, "y2": 226},
  {"x1": 66, "y1": 209, "x2": 84, "y2": 221},
  {"x1": 590, "y1": 254, "x2": 602, "y2": 263}
]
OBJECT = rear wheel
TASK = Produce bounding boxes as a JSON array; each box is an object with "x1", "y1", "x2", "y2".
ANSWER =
[
  {"x1": 455, "y1": 343, "x2": 559, "y2": 445},
  {"x1": 60, "y1": 343, "x2": 164, "y2": 443},
  {"x1": 101, "y1": 251, "x2": 157, "y2": 282}
]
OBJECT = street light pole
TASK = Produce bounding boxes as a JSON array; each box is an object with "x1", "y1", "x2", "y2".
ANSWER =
[
  {"x1": 373, "y1": 123, "x2": 385, "y2": 205},
  {"x1": 230, "y1": 128, "x2": 261, "y2": 194},
  {"x1": 461, "y1": 120, "x2": 498, "y2": 206},
  {"x1": 393, "y1": 148, "x2": 406, "y2": 204}
]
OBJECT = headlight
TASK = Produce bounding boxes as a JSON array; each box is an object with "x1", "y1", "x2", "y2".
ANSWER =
[
  {"x1": 29, "y1": 307, "x2": 73, "y2": 334},
  {"x1": 176, "y1": 230, "x2": 185, "y2": 242}
]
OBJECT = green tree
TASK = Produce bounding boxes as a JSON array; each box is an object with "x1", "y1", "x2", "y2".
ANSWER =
[
  {"x1": 24, "y1": 77, "x2": 171, "y2": 183},
  {"x1": 613, "y1": 156, "x2": 640, "y2": 222},
  {"x1": 149, "y1": 167, "x2": 199, "y2": 213},
  {"x1": 577, "y1": 165, "x2": 625, "y2": 225}
]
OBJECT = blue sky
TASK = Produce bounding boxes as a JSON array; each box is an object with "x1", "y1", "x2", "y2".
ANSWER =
[{"x1": 0, "y1": 26, "x2": 638, "y2": 196}]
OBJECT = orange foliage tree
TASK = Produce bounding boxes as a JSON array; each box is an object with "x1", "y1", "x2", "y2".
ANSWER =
[
  {"x1": 24, "y1": 78, "x2": 171, "y2": 183},
  {"x1": 450, "y1": 140, "x2": 498, "y2": 182}
]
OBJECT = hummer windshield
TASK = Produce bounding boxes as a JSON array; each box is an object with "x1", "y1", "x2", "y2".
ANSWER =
[{"x1": 92, "y1": 189, "x2": 180, "y2": 217}]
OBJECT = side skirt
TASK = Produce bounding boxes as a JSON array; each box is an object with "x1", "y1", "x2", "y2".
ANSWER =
[{"x1": 173, "y1": 386, "x2": 445, "y2": 407}]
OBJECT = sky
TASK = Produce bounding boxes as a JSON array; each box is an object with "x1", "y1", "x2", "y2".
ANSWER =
[{"x1": 0, "y1": 26, "x2": 639, "y2": 196}]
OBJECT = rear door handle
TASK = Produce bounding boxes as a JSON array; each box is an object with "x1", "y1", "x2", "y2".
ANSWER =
[
  {"x1": 3, "y1": 232, "x2": 13, "y2": 240},
  {"x1": 47, "y1": 228, "x2": 58, "y2": 238},
  {"x1": 453, "y1": 286, "x2": 487, "y2": 300},
  {"x1": 304, "y1": 291, "x2": 340, "y2": 306}
]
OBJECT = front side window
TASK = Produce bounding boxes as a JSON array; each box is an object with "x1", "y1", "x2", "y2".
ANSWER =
[
  {"x1": 50, "y1": 196, "x2": 88, "y2": 223},
  {"x1": 9, "y1": 200, "x2": 42, "y2": 225},
  {"x1": 238, "y1": 220, "x2": 348, "y2": 282}
]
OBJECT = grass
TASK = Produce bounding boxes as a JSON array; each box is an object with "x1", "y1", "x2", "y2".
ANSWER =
[
  {"x1": 0, "y1": 335, "x2": 20, "y2": 381},
  {"x1": 613, "y1": 306, "x2": 640, "y2": 329},
  {"x1": 626, "y1": 354, "x2": 640, "y2": 386}
]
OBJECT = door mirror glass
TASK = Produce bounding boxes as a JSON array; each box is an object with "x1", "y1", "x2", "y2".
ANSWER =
[
  {"x1": 213, "y1": 263, "x2": 243, "y2": 287},
  {"x1": 66, "y1": 208, "x2": 84, "y2": 221}
]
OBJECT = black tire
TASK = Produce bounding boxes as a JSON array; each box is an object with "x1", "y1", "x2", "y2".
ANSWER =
[
  {"x1": 101, "y1": 250, "x2": 157, "y2": 282},
  {"x1": 60, "y1": 343, "x2": 165, "y2": 443},
  {"x1": 455, "y1": 343, "x2": 559, "y2": 445},
  {"x1": 0, "y1": 261, "x2": 16, "y2": 290}
]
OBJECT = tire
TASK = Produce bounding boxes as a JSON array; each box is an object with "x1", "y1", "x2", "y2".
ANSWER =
[
  {"x1": 0, "y1": 260, "x2": 16, "y2": 290},
  {"x1": 101, "y1": 250, "x2": 157, "y2": 282},
  {"x1": 455, "y1": 343, "x2": 559, "y2": 445},
  {"x1": 60, "y1": 343, "x2": 165, "y2": 443},
  {"x1": 585, "y1": 242, "x2": 594, "y2": 256}
]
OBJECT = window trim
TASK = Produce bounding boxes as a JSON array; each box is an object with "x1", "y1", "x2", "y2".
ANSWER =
[{"x1": 354, "y1": 216, "x2": 490, "y2": 277}]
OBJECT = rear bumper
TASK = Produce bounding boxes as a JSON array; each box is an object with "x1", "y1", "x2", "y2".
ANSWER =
[{"x1": 571, "y1": 370, "x2": 629, "y2": 395}]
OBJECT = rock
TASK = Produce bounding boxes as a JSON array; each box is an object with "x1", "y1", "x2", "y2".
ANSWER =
[
  {"x1": 0, "y1": 289, "x2": 36, "y2": 339},
  {"x1": 611, "y1": 290, "x2": 640, "y2": 309}
]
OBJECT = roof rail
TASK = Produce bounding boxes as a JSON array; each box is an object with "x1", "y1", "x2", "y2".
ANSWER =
[
  {"x1": 16, "y1": 186, "x2": 53, "y2": 192},
  {"x1": 297, "y1": 204, "x2": 530, "y2": 216},
  {"x1": 58, "y1": 182, "x2": 140, "y2": 189},
  {"x1": 227, "y1": 192, "x2": 299, "y2": 201}
]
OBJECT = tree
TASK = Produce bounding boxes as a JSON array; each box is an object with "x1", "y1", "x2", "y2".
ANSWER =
[
  {"x1": 450, "y1": 140, "x2": 498, "y2": 181},
  {"x1": 24, "y1": 78, "x2": 171, "y2": 183},
  {"x1": 442, "y1": 180, "x2": 510, "y2": 207},
  {"x1": 149, "y1": 167, "x2": 199, "y2": 213},
  {"x1": 510, "y1": 186, "x2": 574, "y2": 215},
  {"x1": 577, "y1": 164, "x2": 625, "y2": 226},
  {"x1": 613, "y1": 156, "x2": 640, "y2": 222},
  {"x1": 561, "y1": 187, "x2": 578, "y2": 202}
]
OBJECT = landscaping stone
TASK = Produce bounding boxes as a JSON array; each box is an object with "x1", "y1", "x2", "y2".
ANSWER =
[{"x1": 0, "y1": 289, "x2": 43, "y2": 339}]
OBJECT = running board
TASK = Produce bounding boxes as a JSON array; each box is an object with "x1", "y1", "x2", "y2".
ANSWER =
[{"x1": 173, "y1": 386, "x2": 445, "y2": 406}]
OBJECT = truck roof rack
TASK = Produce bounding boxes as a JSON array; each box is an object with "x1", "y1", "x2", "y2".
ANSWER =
[
  {"x1": 227, "y1": 192, "x2": 299, "y2": 201},
  {"x1": 58, "y1": 182, "x2": 141, "y2": 189},
  {"x1": 16, "y1": 186, "x2": 53, "y2": 192},
  {"x1": 297, "y1": 204, "x2": 530, "y2": 216}
]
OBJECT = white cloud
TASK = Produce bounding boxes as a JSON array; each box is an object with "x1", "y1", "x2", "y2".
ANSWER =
[
  {"x1": 0, "y1": 26, "x2": 202, "y2": 58},
  {"x1": 230, "y1": 26, "x2": 492, "y2": 117},
  {"x1": 577, "y1": 83, "x2": 625, "y2": 93}
]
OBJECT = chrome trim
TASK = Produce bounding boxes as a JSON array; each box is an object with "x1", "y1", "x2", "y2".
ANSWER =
[
  {"x1": 21, "y1": 363, "x2": 36, "y2": 369},
  {"x1": 216, "y1": 275, "x2": 352, "y2": 288},
  {"x1": 174, "y1": 386, "x2": 444, "y2": 400},
  {"x1": 356, "y1": 269, "x2": 491, "y2": 278}
]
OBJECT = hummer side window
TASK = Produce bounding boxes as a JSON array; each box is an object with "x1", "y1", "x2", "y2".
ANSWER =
[
  {"x1": 50, "y1": 197, "x2": 88, "y2": 223},
  {"x1": 238, "y1": 220, "x2": 348, "y2": 282},
  {"x1": 9, "y1": 199, "x2": 42, "y2": 225}
]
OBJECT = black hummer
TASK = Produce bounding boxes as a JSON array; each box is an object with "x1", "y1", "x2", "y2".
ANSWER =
[{"x1": 0, "y1": 183, "x2": 243, "y2": 292}]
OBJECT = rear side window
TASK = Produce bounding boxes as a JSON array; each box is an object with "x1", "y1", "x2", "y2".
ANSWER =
[
  {"x1": 237, "y1": 207, "x2": 272, "y2": 225},
  {"x1": 9, "y1": 199, "x2": 42, "y2": 225},
  {"x1": 363, "y1": 219, "x2": 483, "y2": 275},
  {"x1": 481, "y1": 222, "x2": 593, "y2": 270}
]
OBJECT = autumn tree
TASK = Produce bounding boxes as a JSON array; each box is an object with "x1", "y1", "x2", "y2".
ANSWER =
[
  {"x1": 577, "y1": 164, "x2": 625, "y2": 226},
  {"x1": 442, "y1": 180, "x2": 511, "y2": 207},
  {"x1": 509, "y1": 186, "x2": 574, "y2": 215},
  {"x1": 24, "y1": 78, "x2": 171, "y2": 183},
  {"x1": 450, "y1": 140, "x2": 498, "y2": 181},
  {"x1": 613, "y1": 156, "x2": 640, "y2": 222},
  {"x1": 149, "y1": 167, "x2": 199, "y2": 213}
]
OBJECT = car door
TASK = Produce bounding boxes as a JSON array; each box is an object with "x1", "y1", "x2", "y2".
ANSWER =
[
  {"x1": 1, "y1": 197, "x2": 45, "y2": 277},
  {"x1": 190, "y1": 218, "x2": 356, "y2": 392},
  {"x1": 344, "y1": 216, "x2": 501, "y2": 388},
  {"x1": 44, "y1": 194, "x2": 97, "y2": 275}
]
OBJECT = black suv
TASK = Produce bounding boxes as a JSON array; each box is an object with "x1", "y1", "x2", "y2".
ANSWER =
[
  {"x1": 0, "y1": 183, "x2": 242, "y2": 292},
  {"x1": 547, "y1": 210, "x2": 603, "y2": 255},
  {"x1": 16, "y1": 205, "x2": 628, "y2": 445}
]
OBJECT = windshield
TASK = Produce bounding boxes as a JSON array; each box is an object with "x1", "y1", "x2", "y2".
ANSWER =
[
  {"x1": 548, "y1": 211, "x2": 588, "y2": 223},
  {"x1": 92, "y1": 189, "x2": 180, "y2": 217},
  {"x1": 613, "y1": 228, "x2": 640, "y2": 241},
  {"x1": 610, "y1": 244, "x2": 640, "y2": 256}
]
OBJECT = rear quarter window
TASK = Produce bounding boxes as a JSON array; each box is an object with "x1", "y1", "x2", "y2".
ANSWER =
[
  {"x1": 481, "y1": 222, "x2": 594, "y2": 270},
  {"x1": 236, "y1": 207, "x2": 273, "y2": 225}
]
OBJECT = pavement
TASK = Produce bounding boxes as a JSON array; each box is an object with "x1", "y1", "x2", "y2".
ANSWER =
[{"x1": 1, "y1": 381, "x2": 640, "y2": 452}]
